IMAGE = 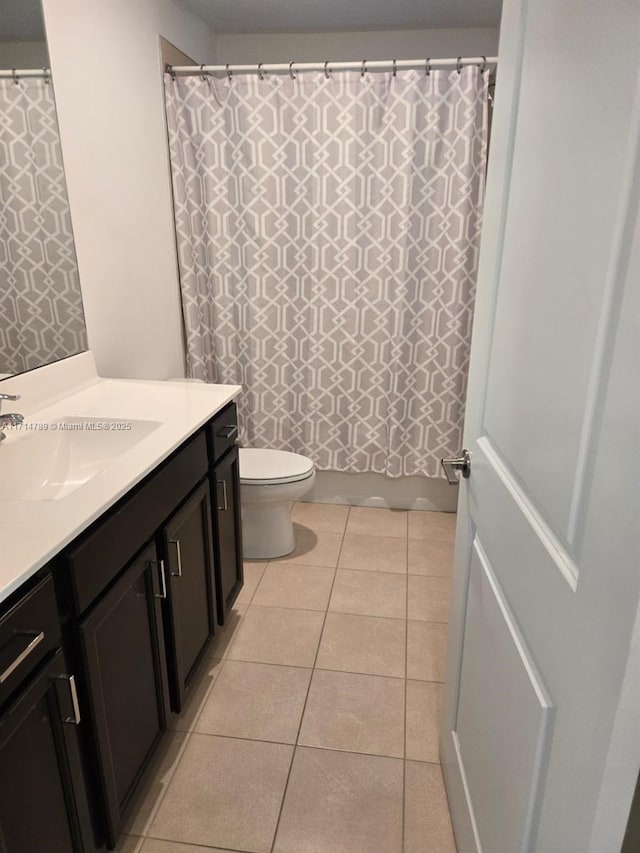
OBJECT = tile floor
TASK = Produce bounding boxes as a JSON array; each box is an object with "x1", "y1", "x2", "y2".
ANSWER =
[{"x1": 117, "y1": 503, "x2": 457, "y2": 853}]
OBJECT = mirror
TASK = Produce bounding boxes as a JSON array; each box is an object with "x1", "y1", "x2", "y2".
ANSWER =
[{"x1": 0, "y1": 0, "x2": 87, "y2": 378}]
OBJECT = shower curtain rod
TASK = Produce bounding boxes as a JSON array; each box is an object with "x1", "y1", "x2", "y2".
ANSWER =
[
  {"x1": 0, "y1": 68, "x2": 50, "y2": 80},
  {"x1": 167, "y1": 56, "x2": 498, "y2": 78}
]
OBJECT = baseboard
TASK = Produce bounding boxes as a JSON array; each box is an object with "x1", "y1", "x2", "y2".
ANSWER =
[{"x1": 300, "y1": 469, "x2": 459, "y2": 512}]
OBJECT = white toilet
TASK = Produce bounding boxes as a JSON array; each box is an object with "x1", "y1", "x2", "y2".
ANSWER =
[{"x1": 239, "y1": 448, "x2": 316, "y2": 559}]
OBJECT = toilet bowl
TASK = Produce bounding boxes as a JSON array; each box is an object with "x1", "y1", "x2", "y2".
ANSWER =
[{"x1": 239, "y1": 448, "x2": 316, "y2": 559}]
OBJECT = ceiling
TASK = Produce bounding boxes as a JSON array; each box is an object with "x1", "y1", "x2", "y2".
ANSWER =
[
  {"x1": 0, "y1": 0, "x2": 44, "y2": 41},
  {"x1": 0, "y1": 0, "x2": 502, "y2": 44},
  {"x1": 177, "y1": 0, "x2": 503, "y2": 34}
]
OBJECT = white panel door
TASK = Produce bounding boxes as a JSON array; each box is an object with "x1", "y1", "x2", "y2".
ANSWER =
[{"x1": 440, "y1": 1, "x2": 640, "y2": 852}]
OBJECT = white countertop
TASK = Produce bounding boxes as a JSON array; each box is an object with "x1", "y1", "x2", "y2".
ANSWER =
[{"x1": 0, "y1": 353, "x2": 241, "y2": 603}]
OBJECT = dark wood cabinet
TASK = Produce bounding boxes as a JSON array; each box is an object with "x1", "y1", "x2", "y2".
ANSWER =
[
  {"x1": 212, "y1": 446, "x2": 244, "y2": 624},
  {"x1": 0, "y1": 590, "x2": 93, "y2": 853},
  {"x1": 161, "y1": 480, "x2": 217, "y2": 712},
  {"x1": 6, "y1": 410, "x2": 244, "y2": 850},
  {"x1": 79, "y1": 542, "x2": 170, "y2": 848},
  {"x1": 0, "y1": 651, "x2": 91, "y2": 852}
]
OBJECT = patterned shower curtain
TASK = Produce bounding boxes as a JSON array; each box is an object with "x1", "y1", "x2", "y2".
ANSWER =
[
  {"x1": 0, "y1": 78, "x2": 85, "y2": 375},
  {"x1": 164, "y1": 67, "x2": 488, "y2": 478}
]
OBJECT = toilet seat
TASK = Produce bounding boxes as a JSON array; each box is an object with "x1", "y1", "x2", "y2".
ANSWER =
[{"x1": 239, "y1": 448, "x2": 314, "y2": 486}]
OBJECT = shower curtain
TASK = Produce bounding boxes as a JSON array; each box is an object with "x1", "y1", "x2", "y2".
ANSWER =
[
  {"x1": 0, "y1": 77, "x2": 85, "y2": 376},
  {"x1": 165, "y1": 66, "x2": 488, "y2": 478}
]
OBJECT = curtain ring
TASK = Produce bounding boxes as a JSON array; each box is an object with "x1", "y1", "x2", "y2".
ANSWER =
[
  {"x1": 324, "y1": 60, "x2": 331, "y2": 79},
  {"x1": 12, "y1": 68, "x2": 18, "y2": 85},
  {"x1": 43, "y1": 67, "x2": 50, "y2": 84},
  {"x1": 361, "y1": 59, "x2": 367, "y2": 78},
  {"x1": 456, "y1": 57, "x2": 462, "y2": 74},
  {"x1": 392, "y1": 59, "x2": 397, "y2": 77},
  {"x1": 200, "y1": 64, "x2": 207, "y2": 81},
  {"x1": 289, "y1": 61, "x2": 296, "y2": 80},
  {"x1": 425, "y1": 57, "x2": 431, "y2": 76},
  {"x1": 257, "y1": 63, "x2": 265, "y2": 80},
  {"x1": 226, "y1": 63, "x2": 232, "y2": 80},
  {"x1": 480, "y1": 55, "x2": 487, "y2": 72}
]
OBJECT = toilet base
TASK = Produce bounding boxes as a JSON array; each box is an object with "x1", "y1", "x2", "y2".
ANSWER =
[{"x1": 242, "y1": 502, "x2": 296, "y2": 559}]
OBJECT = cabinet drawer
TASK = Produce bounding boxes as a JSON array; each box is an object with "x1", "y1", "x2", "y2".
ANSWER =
[
  {"x1": 68, "y1": 431, "x2": 208, "y2": 614},
  {"x1": 207, "y1": 402, "x2": 238, "y2": 463},
  {"x1": 0, "y1": 575, "x2": 60, "y2": 707}
]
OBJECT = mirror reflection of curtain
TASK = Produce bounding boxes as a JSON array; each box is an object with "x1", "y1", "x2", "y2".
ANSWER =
[
  {"x1": 165, "y1": 68, "x2": 488, "y2": 478},
  {"x1": 0, "y1": 77, "x2": 85, "y2": 376}
]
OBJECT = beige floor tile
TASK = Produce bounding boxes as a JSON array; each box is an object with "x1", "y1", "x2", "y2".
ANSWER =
[
  {"x1": 123, "y1": 730, "x2": 189, "y2": 836},
  {"x1": 329, "y1": 569, "x2": 407, "y2": 619},
  {"x1": 408, "y1": 510, "x2": 456, "y2": 542},
  {"x1": 270, "y1": 525, "x2": 343, "y2": 567},
  {"x1": 273, "y1": 747, "x2": 403, "y2": 853},
  {"x1": 149, "y1": 734, "x2": 293, "y2": 853},
  {"x1": 208, "y1": 604, "x2": 247, "y2": 660},
  {"x1": 408, "y1": 538, "x2": 454, "y2": 576},
  {"x1": 404, "y1": 761, "x2": 457, "y2": 853},
  {"x1": 345, "y1": 506, "x2": 408, "y2": 538},
  {"x1": 114, "y1": 836, "x2": 144, "y2": 853},
  {"x1": 235, "y1": 562, "x2": 267, "y2": 605},
  {"x1": 195, "y1": 660, "x2": 311, "y2": 743},
  {"x1": 316, "y1": 612, "x2": 406, "y2": 677},
  {"x1": 408, "y1": 575, "x2": 452, "y2": 623},
  {"x1": 338, "y1": 533, "x2": 407, "y2": 574},
  {"x1": 170, "y1": 653, "x2": 224, "y2": 733},
  {"x1": 291, "y1": 501, "x2": 350, "y2": 533},
  {"x1": 405, "y1": 680, "x2": 443, "y2": 762},
  {"x1": 406, "y1": 621, "x2": 449, "y2": 682},
  {"x1": 141, "y1": 841, "x2": 236, "y2": 853},
  {"x1": 299, "y1": 669, "x2": 404, "y2": 758},
  {"x1": 227, "y1": 605, "x2": 324, "y2": 667},
  {"x1": 252, "y1": 563, "x2": 335, "y2": 611}
]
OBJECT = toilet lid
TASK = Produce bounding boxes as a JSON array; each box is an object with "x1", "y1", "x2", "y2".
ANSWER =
[{"x1": 239, "y1": 448, "x2": 315, "y2": 485}]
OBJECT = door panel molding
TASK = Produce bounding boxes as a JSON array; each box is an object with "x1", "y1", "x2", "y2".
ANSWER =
[
  {"x1": 478, "y1": 436, "x2": 578, "y2": 589},
  {"x1": 455, "y1": 540, "x2": 554, "y2": 853},
  {"x1": 566, "y1": 85, "x2": 640, "y2": 548},
  {"x1": 473, "y1": 539, "x2": 552, "y2": 710},
  {"x1": 451, "y1": 730, "x2": 484, "y2": 853}
]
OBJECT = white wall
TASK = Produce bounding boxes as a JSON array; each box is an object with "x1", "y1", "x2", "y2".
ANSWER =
[
  {"x1": 41, "y1": 0, "x2": 215, "y2": 380},
  {"x1": 215, "y1": 27, "x2": 499, "y2": 64}
]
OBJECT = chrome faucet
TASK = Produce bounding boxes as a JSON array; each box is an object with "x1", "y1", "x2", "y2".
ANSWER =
[{"x1": 0, "y1": 393, "x2": 24, "y2": 442}]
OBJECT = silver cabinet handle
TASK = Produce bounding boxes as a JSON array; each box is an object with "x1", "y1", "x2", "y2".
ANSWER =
[
  {"x1": 57, "y1": 674, "x2": 81, "y2": 725},
  {"x1": 441, "y1": 449, "x2": 471, "y2": 485},
  {"x1": 0, "y1": 393, "x2": 19, "y2": 402},
  {"x1": 0, "y1": 631, "x2": 44, "y2": 683},
  {"x1": 217, "y1": 479, "x2": 228, "y2": 511},
  {"x1": 152, "y1": 559, "x2": 167, "y2": 599},
  {"x1": 169, "y1": 539, "x2": 182, "y2": 577},
  {"x1": 219, "y1": 424, "x2": 237, "y2": 439}
]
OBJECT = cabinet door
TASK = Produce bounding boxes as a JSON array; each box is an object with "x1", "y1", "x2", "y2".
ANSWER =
[
  {"x1": 162, "y1": 480, "x2": 217, "y2": 712},
  {"x1": 79, "y1": 542, "x2": 169, "y2": 848},
  {"x1": 212, "y1": 447, "x2": 244, "y2": 624},
  {"x1": 0, "y1": 649, "x2": 94, "y2": 852}
]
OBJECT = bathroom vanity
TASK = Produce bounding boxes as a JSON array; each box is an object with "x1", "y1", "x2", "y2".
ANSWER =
[{"x1": 0, "y1": 354, "x2": 243, "y2": 850}]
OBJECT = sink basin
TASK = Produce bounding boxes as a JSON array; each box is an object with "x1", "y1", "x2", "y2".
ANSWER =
[{"x1": 0, "y1": 417, "x2": 162, "y2": 501}]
